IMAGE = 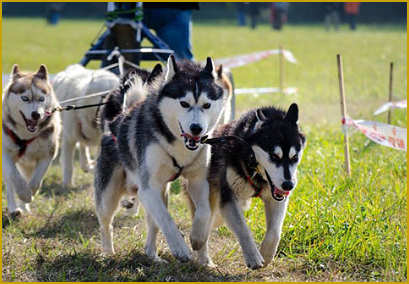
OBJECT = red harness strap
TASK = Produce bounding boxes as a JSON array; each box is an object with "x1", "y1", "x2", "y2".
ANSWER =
[
  {"x1": 111, "y1": 133, "x2": 117, "y2": 143},
  {"x1": 4, "y1": 126, "x2": 36, "y2": 158},
  {"x1": 246, "y1": 175, "x2": 263, "y2": 198}
]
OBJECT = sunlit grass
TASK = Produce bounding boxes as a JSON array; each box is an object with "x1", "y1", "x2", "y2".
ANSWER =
[{"x1": 2, "y1": 18, "x2": 407, "y2": 281}]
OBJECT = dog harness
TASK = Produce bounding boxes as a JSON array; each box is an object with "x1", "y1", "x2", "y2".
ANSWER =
[
  {"x1": 3, "y1": 124, "x2": 36, "y2": 158},
  {"x1": 110, "y1": 132, "x2": 184, "y2": 182},
  {"x1": 246, "y1": 170, "x2": 264, "y2": 198},
  {"x1": 200, "y1": 135, "x2": 265, "y2": 198}
]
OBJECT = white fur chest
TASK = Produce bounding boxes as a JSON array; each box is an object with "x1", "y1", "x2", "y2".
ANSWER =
[
  {"x1": 4, "y1": 132, "x2": 57, "y2": 163},
  {"x1": 226, "y1": 167, "x2": 258, "y2": 211}
]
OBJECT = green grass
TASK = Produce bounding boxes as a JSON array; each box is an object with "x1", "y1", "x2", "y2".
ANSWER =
[{"x1": 2, "y1": 18, "x2": 407, "y2": 281}]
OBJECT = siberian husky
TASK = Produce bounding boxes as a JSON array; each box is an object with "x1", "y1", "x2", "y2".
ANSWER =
[
  {"x1": 187, "y1": 103, "x2": 306, "y2": 269},
  {"x1": 94, "y1": 55, "x2": 226, "y2": 263},
  {"x1": 52, "y1": 64, "x2": 119, "y2": 186},
  {"x1": 107, "y1": 63, "x2": 233, "y2": 217},
  {"x1": 2, "y1": 64, "x2": 61, "y2": 217}
]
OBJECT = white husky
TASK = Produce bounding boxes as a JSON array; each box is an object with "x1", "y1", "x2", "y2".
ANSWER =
[
  {"x1": 2, "y1": 64, "x2": 61, "y2": 217},
  {"x1": 52, "y1": 64, "x2": 119, "y2": 186}
]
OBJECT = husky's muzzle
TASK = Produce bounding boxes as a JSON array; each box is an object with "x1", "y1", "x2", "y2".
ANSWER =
[
  {"x1": 20, "y1": 111, "x2": 40, "y2": 133},
  {"x1": 265, "y1": 170, "x2": 291, "y2": 202},
  {"x1": 179, "y1": 123, "x2": 201, "y2": 151}
]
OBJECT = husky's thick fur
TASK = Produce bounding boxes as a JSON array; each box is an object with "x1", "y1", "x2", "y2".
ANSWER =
[
  {"x1": 94, "y1": 55, "x2": 226, "y2": 262},
  {"x1": 187, "y1": 103, "x2": 306, "y2": 269},
  {"x1": 217, "y1": 66, "x2": 233, "y2": 124},
  {"x1": 99, "y1": 64, "x2": 164, "y2": 133},
  {"x1": 2, "y1": 64, "x2": 61, "y2": 216},
  {"x1": 52, "y1": 64, "x2": 119, "y2": 186}
]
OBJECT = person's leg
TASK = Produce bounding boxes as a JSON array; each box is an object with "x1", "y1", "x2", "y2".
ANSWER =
[
  {"x1": 144, "y1": 8, "x2": 194, "y2": 60},
  {"x1": 156, "y1": 10, "x2": 193, "y2": 60},
  {"x1": 350, "y1": 14, "x2": 357, "y2": 30},
  {"x1": 324, "y1": 13, "x2": 331, "y2": 31}
]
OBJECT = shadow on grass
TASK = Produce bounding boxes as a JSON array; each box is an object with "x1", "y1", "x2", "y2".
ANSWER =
[
  {"x1": 39, "y1": 178, "x2": 92, "y2": 198},
  {"x1": 34, "y1": 249, "x2": 241, "y2": 282},
  {"x1": 24, "y1": 208, "x2": 99, "y2": 240}
]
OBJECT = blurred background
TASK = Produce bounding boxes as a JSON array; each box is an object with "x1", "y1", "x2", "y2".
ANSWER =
[{"x1": 2, "y1": 2, "x2": 407, "y2": 24}]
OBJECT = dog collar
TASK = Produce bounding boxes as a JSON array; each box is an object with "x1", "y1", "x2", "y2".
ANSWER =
[
  {"x1": 3, "y1": 123, "x2": 36, "y2": 158},
  {"x1": 246, "y1": 173, "x2": 263, "y2": 198}
]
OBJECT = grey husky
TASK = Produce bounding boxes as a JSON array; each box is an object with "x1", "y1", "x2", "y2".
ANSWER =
[
  {"x1": 94, "y1": 55, "x2": 226, "y2": 262},
  {"x1": 2, "y1": 64, "x2": 61, "y2": 216},
  {"x1": 186, "y1": 103, "x2": 306, "y2": 269}
]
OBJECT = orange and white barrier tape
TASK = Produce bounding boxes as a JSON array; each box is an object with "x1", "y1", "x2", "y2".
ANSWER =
[
  {"x1": 213, "y1": 49, "x2": 297, "y2": 69},
  {"x1": 342, "y1": 116, "x2": 407, "y2": 151},
  {"x1": 373, "y1": 99, "x2": 407, "y2": 115},
  {"x1": 235, "y1": 87, "x2": 297, "y2": 96}
]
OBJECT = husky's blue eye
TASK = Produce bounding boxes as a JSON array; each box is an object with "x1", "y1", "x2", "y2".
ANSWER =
[
  {"x1": 21, "y1": 96, "x2": 29, "y2": 102},
  {"x1": 180, "y1": 101, "x2": 190, "y2": 108},
  {"x1": 39, "y1": 97, "x2": 45, "y2": 102},
  {"x1": 203, "y1": 103, "x2": 211, "y2": 109}
]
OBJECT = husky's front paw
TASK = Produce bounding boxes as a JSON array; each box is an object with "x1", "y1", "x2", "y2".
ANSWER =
[
  {"x1": 190, "y1": 219, "x2": 210, "y2": 251},
  {"x1": 28, "y1": 181, "x2": 41, "y2": 196},
  {"x1": 169, "y1": 235, "x2": 191, "y2": 262},
  {"x1": 9, "y1": 208, "x2": 23, "y2": 219},
  {"x1": 193, "y1": 251, "x2": 216, "y2": 268},
  {"x1": 15, "y1": 183, "x2": 33, "y2": 204},
  {"x1": 152, "y1": 255, "x2": 169, "y2": 264},
  {"x1": 101, "y1": 246, "x2": 115, "y2": 256},
  {"x1": 260, "y1": 252, "x2": 274, "y2": 268},
  {"x1": 244, "y1": 249, "x2": 265, "y2": 270}
]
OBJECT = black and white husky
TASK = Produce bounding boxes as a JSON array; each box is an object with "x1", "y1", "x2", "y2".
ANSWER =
[
  {"x1": 94, "y1": 55, "x2": 226, "y2": 262},
  {"x1": 187, "y1": 104, "x2": 306, "y2": 269},
  {"x1": 2, "y1": 64, "x2": 61, "y2": 217}
]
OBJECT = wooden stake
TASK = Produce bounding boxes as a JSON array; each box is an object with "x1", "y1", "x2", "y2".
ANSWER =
[
  {"x1": 279, "y1": 45, "x2": 284, "y2": 92},
  {"x1": 337, "y1": 54, "x2": 351, "y2": 176},
  {"x1": 388, "y1": 62, "x2": 394, "y2": 124}
]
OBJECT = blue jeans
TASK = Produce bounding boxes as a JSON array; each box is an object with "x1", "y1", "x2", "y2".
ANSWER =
[{"x1": 143, "y1": 8, "x2": 193, "y2": 60}]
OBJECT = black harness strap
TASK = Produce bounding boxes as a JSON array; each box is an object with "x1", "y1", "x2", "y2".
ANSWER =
[
  {"x1": 170, "y1": 157, "x2": 184, "y2": 182},
  {"x1": 201, "y1": 135, "x2": 263, "y2": 198},
  {"x1": 200, "y1": 135, "x2": 258, "y2": 170},
  {"x1": 3, "y1": 123, "x2": 36, "y2": 158},
  {"x1": 51, "y1": 102, "x2": 109, "y2": 113}
]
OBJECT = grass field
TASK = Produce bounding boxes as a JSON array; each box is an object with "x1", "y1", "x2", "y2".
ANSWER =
[{"x1": 2, "y1": 18, "x2": 407, "y2": 282}]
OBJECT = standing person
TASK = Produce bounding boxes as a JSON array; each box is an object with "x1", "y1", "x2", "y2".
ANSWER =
[
  {"x1": 236, "y1": 2, "x2": 246, "y2": 26},
  {"x1": 143, "y1": 2, "x2": 199, "y2": 60},
  {"x1": 46, "y1": 2, "x2": 64, "y2": 25},
  {"x1": 271, "y1": 2, "x2": 290, "y2": 30},
  {"x1": 247, "y1": 2, "x2": 260, "y2": 29},
  {"x1": 344, "y1": 2, "x2": 361, "y2": 30},
  {"x1": 324, "y1": 2, "x2": 340, "y2": 31}
]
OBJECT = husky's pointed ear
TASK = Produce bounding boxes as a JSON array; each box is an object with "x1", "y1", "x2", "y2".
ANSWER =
[
  {"x1": 285, "y1": 103, "x2": 299, "y2": 124},
  {"x1": 216, "y1": 64, "x2": 223, "y2": 79},
  {"x1": 11, "y1": 64, "x2": 22, "y2": 81},
  {"x1": 34, "y1": 64, "x2": 48, "y2": 80},
  {"x1": 146, "y1": 63, "x2": 163, "y2": 84},
  {"x1": 165, "y1": 55, "x2": 178, "y2": 82},
  {"x1": 254, "y1": 108, "x2": 267, "y2": 131},
  {"x1": 203, "y1": 57, "x2": 217, "y2": 79}
]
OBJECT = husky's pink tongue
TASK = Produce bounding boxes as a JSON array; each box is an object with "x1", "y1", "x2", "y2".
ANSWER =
[
  {"x1": 274, "y1": 187, "x2": 290, "y2": 196},
  {"x1": 180, "y1": 133, "x2": 200, "y2": 142}
]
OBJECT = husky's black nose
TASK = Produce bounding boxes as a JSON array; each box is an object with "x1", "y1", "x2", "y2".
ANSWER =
[
  {"x1": 282, "y1": 181, "x2": 294, "y2": 191},
  {"x1": 31, "y1": 111, "x2": 40, "y2": 121},
  {"x1": 190, "y1": 124, "x2": 203, "y2": 136}
]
